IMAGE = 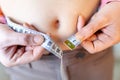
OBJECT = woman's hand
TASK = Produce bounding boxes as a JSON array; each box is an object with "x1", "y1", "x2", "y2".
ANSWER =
[
  {"x1": 77, "y1": 2, "x2": 120, "y2": 53},
  {"x1": 0, "y1": 23, "x2": 44, "y2": 67}
]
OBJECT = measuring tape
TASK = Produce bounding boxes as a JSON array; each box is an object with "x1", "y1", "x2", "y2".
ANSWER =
[
  {"x1": 64, "y1": 35, "x2": 81, "y2": 50},
  {"x1": 6, "y1": 17, "x2": 63, "y2": 59}
]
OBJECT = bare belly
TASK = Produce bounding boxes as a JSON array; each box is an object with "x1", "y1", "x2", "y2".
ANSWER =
[{"x1": 0, "y1": 0, "x2": 99, "y2": 50}]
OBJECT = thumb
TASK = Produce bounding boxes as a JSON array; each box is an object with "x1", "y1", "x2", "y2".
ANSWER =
[
  {"x1": 7, "y1": 32, "x2": 44, "y2": 46},
  {"x1": 77, "y1": 16, "x2": 85, "y2": 31},
  {"x1": 76, "y1": 13, "x2": 109, "y2": 41}
]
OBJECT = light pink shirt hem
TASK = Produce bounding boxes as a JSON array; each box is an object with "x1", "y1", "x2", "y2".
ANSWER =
[{"x1": 101, "y1": 0, "x2": 120, "y2": 7}]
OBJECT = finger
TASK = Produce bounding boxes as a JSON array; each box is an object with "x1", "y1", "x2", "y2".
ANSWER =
[
  {"x1": 81, "y1": 40, "x2": 94, "y2": 53},
  {"x1": 0, "y1": 46, "x2": 25, "y2": 67},
  {"x1": 81, "y1": 33, "x2": 113, "y2": 53},
  {"x1": 77, "y1": 12, "x2": 110, "y2": 41},
  {"x1": 87, "y1": 34, "x2": 97, "y2": 41},
  {"x1": 10, "y1": 47, "x2": 25, "y2": 62},
  {"x1": 5, "y1": 46, "x2": 17, "y2": 59},
  {"x1": 77, "y1": 16, "x2": 85, "y2": 31},
  {"x1": 23, "y1": 23, "x2": 38, "y2": 30},
  {"x1": 25, "y1": 46, "x2": 35, "y2": 51},
  {"x1": 43, "y1": 50, "x2": 50, "y2": 55},
  {"x1": 25, "y1": 45, "x2": 49, "y2": 55},
  {"x1": 25, "y1": 45, "x2": 50, "y2": 55},
  {"x1": 32, "y1": 46, "x2": 45, "y2": 60},
  {"x1": 0, "y1": 46, "x2": 17, "y2": 61},
  {"x1": 6, "y1": 32, "x2": 44, "y2": 47},
  {"x1": 15, "y1": 46, "x2": 44, "y2": 64}
]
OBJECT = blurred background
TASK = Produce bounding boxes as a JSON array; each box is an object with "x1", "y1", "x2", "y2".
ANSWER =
[{"x1": 0, "y1": 44, "x2": 120, "y2": 80}]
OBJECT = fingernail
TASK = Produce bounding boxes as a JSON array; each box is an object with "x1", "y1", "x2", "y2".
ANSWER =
[{"x1": 34, "y1": 35, "x2": 44, "y2": 45}]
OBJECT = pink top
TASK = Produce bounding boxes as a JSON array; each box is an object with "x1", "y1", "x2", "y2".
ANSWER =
[{"x1": 101, "y1": 0, "x2": 120, "y2": 7}]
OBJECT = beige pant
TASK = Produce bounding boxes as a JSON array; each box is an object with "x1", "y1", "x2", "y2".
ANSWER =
[{"x1": 5, "y1": 47, "x2": 114, "y2": 80}]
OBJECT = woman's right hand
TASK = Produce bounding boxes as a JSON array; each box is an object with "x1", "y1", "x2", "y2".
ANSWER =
[{"x1": 0, "y1": 23, "x2": 45, "y2": 67}]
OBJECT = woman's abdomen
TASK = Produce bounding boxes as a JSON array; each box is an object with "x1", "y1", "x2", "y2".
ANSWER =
[{"x1": 0, "y1": 0, "x2": 99, "y2": 50}]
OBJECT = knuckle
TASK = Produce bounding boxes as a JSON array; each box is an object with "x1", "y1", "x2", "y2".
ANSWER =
[
  {"x1": 89, "y1": 27, "x2": 95, "y2": 33},
  {"x1": 84, "y1": 27, "x2": 95, "y2": 37},
  {"x1": 22, "y1": 34, "x2": 31, "y2": 45},
  {"x1": 101, "y1": 16, "x2": 108, "y2": 23},
  {"x1": 99, "y1": 14, "x2": 109, "y2": 24}
]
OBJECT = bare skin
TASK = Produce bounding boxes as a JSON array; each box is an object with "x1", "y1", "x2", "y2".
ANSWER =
[
  {"x1": 0, "y1": 0, "x2": 99, "y2": 66},
  {"x1": 76, "y1": 2, "x2": 120, "y2": 53},
  {"x1": 0, "y1": 0, "x2": 99, "y2": 49}
]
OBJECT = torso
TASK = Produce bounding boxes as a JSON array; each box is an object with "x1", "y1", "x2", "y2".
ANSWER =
[{"x1": 0, "y1": 0, "x2": 99, "y2": 50}]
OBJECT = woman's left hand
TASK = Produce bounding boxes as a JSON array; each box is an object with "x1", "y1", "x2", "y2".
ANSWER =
[{"x1": 77, "y1": 2, "x2": 120, "y2": 53}]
